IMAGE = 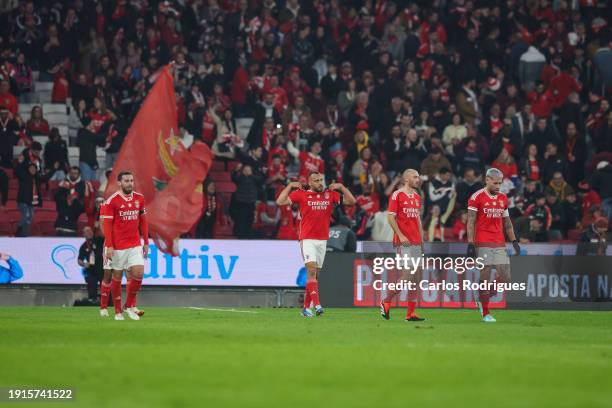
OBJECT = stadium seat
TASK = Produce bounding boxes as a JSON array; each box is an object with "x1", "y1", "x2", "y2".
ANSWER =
[
  {"x1": 227, "y1": 161, "x2": 240, "y2": 172},
  {"x1": 42, "y1": 103, "x2": 68, "y2": 115},
  {"x1": 216, "y1": 182, "x2": 237, "y2": 193},
  {"x1": 33, "y1": 211, "x2": 56, "y2": 223},
  {"x1": 37, "y1": 220, "x2": 56, "y2": 236},
  {"x1": 211, "y1": 160, "x2": 225, "y2": 171},
  {"x1": 443, "y1": 229, "x2": 457, "y2": 242},
  {"x1": 209, "y1": 172, "x2": 231, "y2": 182},
  {"x1": 8, "y1": 189, "x2": 17, "y2": 200},
  {"x1": 567, "y1": 229, "x2": 582, "y2": 241},
  {"x1": 5, "y1": 210, "x2": 21, "y2": 223},
  {"x1": 213, "y1": 216, "x2": 234, "y2": 238},
  {"x1": 0, "y1": 220, "x2": 13, "y2": 235},
  {"x1": 41, "y1": 201, "x2": 56, "y2": 211}
]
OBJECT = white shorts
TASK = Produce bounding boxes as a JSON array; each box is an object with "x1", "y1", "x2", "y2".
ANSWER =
[
  {"x1": 395, "y1": 244, "x2": 423, "y2": 259},
  {"x1": 111, "y1": 246, "x2": 145, "y2": 270},
  {"x1": 103, "y1": 254, "x2": 113, "y2": 270},
  {"x1": 300, "y1": 239, "x2": 327, "y2": 268},
  {"x1": 477, "y1": 246, "x2": 510, "y2": 266}
]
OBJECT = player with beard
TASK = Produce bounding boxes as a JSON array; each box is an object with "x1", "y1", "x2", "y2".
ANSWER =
[
  {"x1": 276, "y1": 171, "x2": 355, "y2": 317},
  {"x1": 380, "y1": 169, "x2": 426, "y2": 322},
  {"x1": 467, "y1": 168, "x2": 521, "y2": 322},
  {"x1": 102, "y1": 171, "x2": 149, "y2": 321}
]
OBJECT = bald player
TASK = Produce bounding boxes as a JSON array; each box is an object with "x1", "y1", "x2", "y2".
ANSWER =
[
  {"x1": 276, "y1": 171, "x2": 355, "y2": 317},
  {"x1": 467, "y1": 167, "x2": 520, "y2": 322},
  {"x1": 380, "y1": 169, "x2": 426, "y2": 322}
]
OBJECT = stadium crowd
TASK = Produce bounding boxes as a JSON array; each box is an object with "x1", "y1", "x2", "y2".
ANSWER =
[{"x1": 0, "y1": 0, "x2": 611, "y2": 244}]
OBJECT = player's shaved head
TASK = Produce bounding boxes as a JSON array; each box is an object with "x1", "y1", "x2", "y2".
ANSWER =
[
  {"x1": 485, "y1": 167, "x2": 503, "y2": 195},
  {"x1": 308, "y1": 172, "x2": 325, "y2": 193},
  {"x1": 402, "y1": 168, "x2": 421, "y2": 190}
]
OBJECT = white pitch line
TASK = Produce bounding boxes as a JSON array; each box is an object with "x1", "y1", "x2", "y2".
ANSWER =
[{"x1": 187, "y1": 307, "x2": 259, "y2": 314}]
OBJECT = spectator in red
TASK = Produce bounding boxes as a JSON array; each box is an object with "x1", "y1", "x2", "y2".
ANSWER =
[
  {"x1": 264, "y1": 75, "x2": 288, "y2": 112},
  {"x1": 519, "y1": 143, "x2": 542, "y2": 182},
  {"x1": 0, "y1": 80, "x2": 18, "y2": 116},
  {"x1": 14, "y1": 52, "x2": 33, "y2": 103},
  {"x1": 207, "y1": 83, "x2": 232, "y2": 116},
  {"x1": 87, "y1": 97, "x2": 115, "y2": 134},
  {"x1": 524, "y1": 193, "x2": 552, "y2": 231},
  {"x1": 282, "y1": 66, "x2": 311, "y2": 102},
  {"x1": 452, "y1": 210, "x2": 468, "y2": 241},
  {"x1": 265, "y1": 154, "x2": 287, "y2": 200},
  {"x1": 491, "y1": 148, "x2": 518, "y2": 180},
  {"x1": 527, "y1": 82, "x2": 554, "y2": 118},
  {"x1": 287, "y1": 138, "x2": 324, "y2": 183},
  {"x1": 25, "y1": 106, "x2": 50, "y2": 136},
  {"x1": 577, "y1": 180, "x2": 602, "y2": 219},
  {"x1": 160, "y1": 16, "x2": 183, "y2": 49},
  {"x1": 276, "y1": 204, "x2": 298, "y2": 240}
]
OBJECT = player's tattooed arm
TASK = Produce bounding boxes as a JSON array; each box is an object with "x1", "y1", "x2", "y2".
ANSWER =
[
  {"x1": 503, "y1": 216, "x2": 517, "y2": 241},
  {"x1": 467, "y1": 209, "x2": 477, "y2": 244},
  {"x1": 504, "y1": 216, "x2": 521, "y2": 255},
  {"x1": 329, "y1": 183, "x2": 356, "y2": 205}
]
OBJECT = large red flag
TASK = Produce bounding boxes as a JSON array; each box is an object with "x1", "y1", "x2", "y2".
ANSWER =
[{"x1": 105, "y1": 65, "x2": 212, "y2": 255}]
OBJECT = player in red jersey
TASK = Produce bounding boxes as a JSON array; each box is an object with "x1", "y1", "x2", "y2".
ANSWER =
[
  {"x1": 98, "y1": 202, "x2": 114, "y2": 317},
  {"x1": 467, "y1": 168, "x2": 520, "y2": 323},
  {"x1": 101, "y1": 171, "x2": 149, "y2": 321},
  {"x1": 276, "y1": 171, "x2": 355, "y2": 317},
  {"x1": 380, "y1": 169, "x2": 426, "y2": 322}
]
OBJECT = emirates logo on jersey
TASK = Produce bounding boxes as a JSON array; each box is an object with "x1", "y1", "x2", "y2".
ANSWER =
[{"x1": 402, "y1": 207, "x2": 420, "y2": 217}]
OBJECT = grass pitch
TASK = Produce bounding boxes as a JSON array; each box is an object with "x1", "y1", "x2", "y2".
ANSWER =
[{"x1": 0, "y1": 307, "x2": 611, "y2": 408}]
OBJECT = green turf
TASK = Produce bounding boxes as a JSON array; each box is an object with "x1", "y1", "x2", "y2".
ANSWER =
[{"x1": 0, "y1": 307, "x2": 611, "y2": 408}]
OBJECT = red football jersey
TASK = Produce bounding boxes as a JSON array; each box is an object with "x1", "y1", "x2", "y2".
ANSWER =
[
  {"x1": 388, "y1": 189, "x2": 423, "y2": 246},
  {"x1": 102, "y1": 191, "x2": 146, "y2": 250},
  {"x1": 467, "y1": 188, "x2": 509, "y2": 247},
  {"x1": 298, "y1": 151, "x2": 325, "y2": 181},
  {"x1": 288, "y1": 189, "x2": 341, "y2": 240}
]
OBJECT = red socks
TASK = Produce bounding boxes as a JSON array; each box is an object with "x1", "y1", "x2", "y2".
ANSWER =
[
  {"x1": 406, "y1": 301, "x2": 416, "y2": 318},
  {"x1": 383, "y1": 288, "x2": 402, "y2": 304},
  {"x1": 303, "y1": 286, "x2": 311, "y2": 308},
  {"x1": 482, "y1": 301, "x2": 490, "y2": 316},
  {"x1": 111, "y1": 277, "x2": 122, "y2": 314},
  {"x1": 305, "y1": 281, "x2": 320, "y2": 307},
  {"x1": 100, "y1": 281, "x2": 111, "y2": 309},
  {"x1": 479, "y1": 284, "x2": 490, "y2": 316},
  {"x1": 125, "y1": 278, "x2": 142, "y2": 309}
]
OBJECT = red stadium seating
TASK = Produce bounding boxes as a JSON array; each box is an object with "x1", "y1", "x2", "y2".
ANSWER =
[
  {"x1": 211, "y1": 160, "x2": 225, "y2": 171},
  {"x1": 36, "y1": 220, "x2": 56, "y2": 236},
  {"x1": 216, "y1": 182, "x2": 237, "y2": 193},
  {"x1": 209, "y1": 172, "x2": 232, "y2": 182},
  {"x1": 0, "y1": 221, "x2": 15, "y2": 235},
  {"x1": 33, "y1": 211, "x2": 56, "y2": 223},
  {"x1": 567, "y1": 229, "x2": 582, "y2": 241}
]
